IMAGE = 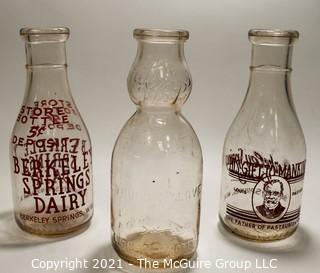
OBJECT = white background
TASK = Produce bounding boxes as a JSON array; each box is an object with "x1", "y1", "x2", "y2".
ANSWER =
[{"x1": 0, "y1": 0, "x2": 319, "y2": 272}]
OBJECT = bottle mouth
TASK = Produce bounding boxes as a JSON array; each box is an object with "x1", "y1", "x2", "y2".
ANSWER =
[
  {"x1": 249, "y1": 29, "x2": 299, "y2": 45},
  {"x1": 133, "y1": 28, "x2": 189, "y2": 41},
  {"x1": 20, "y1": 27, "x2": 70, "y2": 43}
]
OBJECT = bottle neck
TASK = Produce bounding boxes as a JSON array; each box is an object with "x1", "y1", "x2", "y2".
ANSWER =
[
  {"x1": 25, "y1": 41, "x2": 67, "y2": 66},
  {"x1": 24, "y1": 41, "x2": 70, "y2": 98},
  {"x1": 250, "y1": 43, "x2": 293, "y2": 70},
  {"x1": 136, "y1": 40, "x2": 184, "y2": 60},
  {"x1": 128, "y1": 40, "x2": 192, "y2": 108},
  {"x1": 246, "y1": 43, "x2": 294, "y2": 104}
]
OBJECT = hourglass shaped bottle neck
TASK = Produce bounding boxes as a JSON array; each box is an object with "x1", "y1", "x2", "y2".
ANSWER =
[{"x1": 128, "y1": 29, "x2": 192, "y2": 111}]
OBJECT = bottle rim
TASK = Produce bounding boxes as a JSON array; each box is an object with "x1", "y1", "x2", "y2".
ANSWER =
[
  {"x1": 20, "y1": 27, "x2": 70, "y2": 43},
  {"x1": 20, "y1": 27, "x2": 70, "y2": 36},
  {"x1": 133, "y1": 28, "x2": 189, "y2": 41},
  {"x1": 249, "y1": 29, "x2": 299, "y2": 39}
]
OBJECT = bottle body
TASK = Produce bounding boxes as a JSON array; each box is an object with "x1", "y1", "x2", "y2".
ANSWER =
[
  {"x1": 220, "y1": 114, "x2": 306, "y2": 241},
  {"x1": 112, "y1": 108, "x2": 202, "y2": 265},
  {"x1": 219, "y1": 29, "x2": 306, "y2": 241},
  {"x1": 10, "y1": 28, "x2": 93, "y2": 236},
  {"x1": 111, "y1": 29, "x2": 202, "y2": 266}
]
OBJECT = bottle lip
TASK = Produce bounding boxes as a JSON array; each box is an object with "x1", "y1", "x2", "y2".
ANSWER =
[
  {"x1": 20, "y1": 27, "x2": 70, "y2": 35},
  {"x1": 133, "y1": 28, "x2": 189, "y2": 41},
  {"x1": 20, "y1": 27, "x2": 70, "y2": 43},
  {"x1": 249, "y1": 29, "x2": 299, "y2": 39}
]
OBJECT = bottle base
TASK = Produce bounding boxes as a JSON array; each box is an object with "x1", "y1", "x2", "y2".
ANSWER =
[
  {"x1": 219, "y1": 215, "x2": 298, "y2": 242},
  {"x1": 15, "y1": 211, "x2": 92, "y2": 237},
  {"x1": 112, "y1": 230, "x2": 196, "y2": 269}
]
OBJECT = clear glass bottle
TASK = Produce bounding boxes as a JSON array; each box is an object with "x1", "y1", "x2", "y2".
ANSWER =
[
  {"x1": 111, "y1": 29, "x2": 202, "y2": 267},
  {"x1": 10, "y1": 27, "x2": 93, "y2": 236},
  {"x1": 219, "y1": 29, "x2": 306, "y2": 241}
]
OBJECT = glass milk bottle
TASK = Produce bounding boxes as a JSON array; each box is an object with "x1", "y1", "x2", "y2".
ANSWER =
[
  {"x1": 219, "y1": 29, "x2": 306, "y2": 241},
  {"x1": 10, "y1": 27, "x2": 93, "y2": 236},
  {"x1": 111, "y1": 29, "x2": 202, "y2": 267}
]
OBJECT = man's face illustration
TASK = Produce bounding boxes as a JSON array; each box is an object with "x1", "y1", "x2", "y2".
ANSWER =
[{"x1": 263, "y1": 182, "x2": 282, "y2": 210}]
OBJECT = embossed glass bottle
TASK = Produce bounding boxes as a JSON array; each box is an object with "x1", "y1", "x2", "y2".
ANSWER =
[
  {"x1": 111, "y1": 29, "x2": 202, "y2": 266},
  {"x1": 10, "y1": 28, "x2": 93, "y2": 236},
  {"x1": 219, "y1": 29, "x2": 306, "y2": 241}
]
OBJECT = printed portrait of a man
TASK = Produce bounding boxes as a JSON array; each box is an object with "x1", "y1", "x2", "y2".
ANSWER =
[{"x1": 256, "y1": 178, "x2": 286, "y2": 219}]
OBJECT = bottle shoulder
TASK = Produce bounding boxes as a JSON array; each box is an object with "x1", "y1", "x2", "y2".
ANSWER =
[
  {"x1": 10, "y1": 97, "x2": 91, "y2": 149},
  {"x1": 119, "y1": 110, "x2": 198, "y2": 133},
  {"x1": 113, "y1": 110, "x2": 202, "y2": 155},
  {"x1": 224, "y1": 100, "x2": 306, "y2": 157},
  {"x1": 224, "y1": 95, "x2": 306, "y2": 154},
  {"x1": 229, "y1": 98, "x2": 304, "y2": 134}
]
